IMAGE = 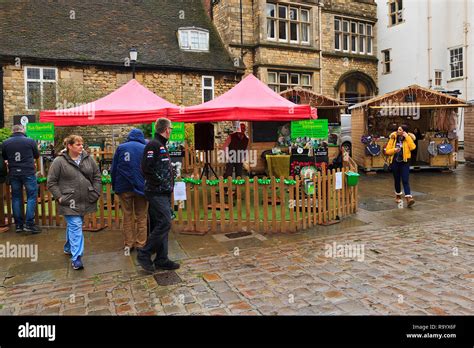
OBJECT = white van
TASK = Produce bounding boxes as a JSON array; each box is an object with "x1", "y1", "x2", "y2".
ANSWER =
[{"x1": 340, "y1": 114, "x2": 352, "y2": 155}]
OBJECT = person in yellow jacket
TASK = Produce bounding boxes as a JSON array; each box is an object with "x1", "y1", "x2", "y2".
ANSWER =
[{"x1": 385, "y1": 125, "x2": 416, "y2": 207}]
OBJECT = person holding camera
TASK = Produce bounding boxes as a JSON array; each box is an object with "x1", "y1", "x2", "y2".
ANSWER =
[{"x1": 385, "y1": 125, "x2": 416, "y2": 207}]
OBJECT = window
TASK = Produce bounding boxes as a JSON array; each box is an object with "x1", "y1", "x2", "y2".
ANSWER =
[
  {"x1": 389, "y1": 0, "x2": 403, "y2": 26},
  {"x1": 435, "y1": 70, "x2": 443, "y2": 87},
  {"x1": 366, "y1": 25, "x2": 373, "y2": 54},
  {"x1": 267, "y1": 4, "x2": 276, "y2": 40},
  {"x1": 202, "y1": 76, "x2": 214, "y2": 102},
  {"x1": 450, "y1": 47, "x2": 464, "y2": 79},
  {"x1": 334, "y1": 19, "x2": 341, "y2": 50},
  {"x1": 382, "y1": 49, "x2": 391, "y2": 74},
  {"x1": 358, "y1": 23, "x2": 365, "y2": 53},
  {"x1": 178, "y1": 27, "x2": 209, "y2": 51},
  {"x1": 267, "y1": 71, "x2": 312, "y2": 92},
  {"x1": 342, "y1": 20, "x2": 349, "y2": 51},
  {"x1": 335, "y1": 17, "x2": 373, "y2": 55},
  {"x1": 266, "y1": 2, "x2": 310, "y2": 45},
  {"x1": 25, "y1": 66, "x2": 57, "y2": 110},
  {"x1": 350, "y1": 22, "x2": 357, "y2": 53}
]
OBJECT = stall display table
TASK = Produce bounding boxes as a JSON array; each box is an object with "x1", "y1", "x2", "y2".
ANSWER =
[{"x1": 266, "y1": 154, "x2": 290, "y2": 177}]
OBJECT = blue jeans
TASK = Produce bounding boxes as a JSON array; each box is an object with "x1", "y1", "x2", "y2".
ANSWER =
[
  {"x1": 64, "y1": 215, "x2": 84, "y2": 262},
  {"x1": 9, "y1": 175, "x2": 38, "y2": 227},
  {"x1": 392, "y1": 161, "x2": 411, "y2": 196}
]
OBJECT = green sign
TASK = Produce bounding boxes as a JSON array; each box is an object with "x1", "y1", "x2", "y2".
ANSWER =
[
  {"x1": 151, "y1": 122, "x2": 185, "y2": 141},
  {"x1": 291, "y1": 119, "x2": 328, "y2": 139},
  {"x1": 26, "y1": 122, "x2": 54, "y2": 141}
]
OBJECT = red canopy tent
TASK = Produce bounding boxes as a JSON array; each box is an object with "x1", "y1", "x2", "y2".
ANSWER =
[
  {"x1": 40, "y1": 79, "x2": 179, "y2": 126},
  {"x1": 168, "y1": 74, "x2": 316, "y2": 122}
]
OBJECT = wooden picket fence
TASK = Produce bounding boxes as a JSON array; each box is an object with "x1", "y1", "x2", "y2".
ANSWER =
[
  {"x1": 173, "y1": 168, "x2": 358, "y2": 234},
  {"x1": 183, "y1": 144, "x2": 226, "y2": 177},
  {"x1": 0, "y1": 167, "x2": 358, "y2": 234}
]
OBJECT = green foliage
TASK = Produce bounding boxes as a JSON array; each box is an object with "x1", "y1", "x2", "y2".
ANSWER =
[
  {"x1": 185, "y1": 123, "x2": 194, "y2": 146},
  {"x1": 0, "y1": 128, "x2": 12, "y2": 143},
  {"x1": 137, "y1": 123, "x2": 153, "y2": 139}
]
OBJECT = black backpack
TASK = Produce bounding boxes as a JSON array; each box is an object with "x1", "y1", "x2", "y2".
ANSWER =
[{"x1": 0, "y1": 143, "x2": 7, "y2": 183}]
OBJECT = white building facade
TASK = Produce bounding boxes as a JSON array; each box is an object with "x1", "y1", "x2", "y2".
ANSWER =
[{"x1": 376, "y1": 0, "x2": 473, "y2": 142}]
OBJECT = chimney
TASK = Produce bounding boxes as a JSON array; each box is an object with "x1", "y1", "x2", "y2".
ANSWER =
[{"x1": 202, "y1": 0, "x2": 212, "y2": 18}]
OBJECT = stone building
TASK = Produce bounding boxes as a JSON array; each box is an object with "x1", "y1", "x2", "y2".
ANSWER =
[
  {"x1": 207, "y1": 0, "x2": 378, "y2": 105},
  {"x1": 0, "y1": 0, "x2": 243, "y2": 145}
]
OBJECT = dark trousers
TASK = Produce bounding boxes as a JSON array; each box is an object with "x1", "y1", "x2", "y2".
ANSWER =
[
  {"x1": 138, "y1": 193, "x2": 171, "y2": 264},
  {"x1": 392, "y1": 161, "x2": 411, "y2": 196},
  {"x1": 224, "y1": 162, "x2": 243, "y2": 178}
]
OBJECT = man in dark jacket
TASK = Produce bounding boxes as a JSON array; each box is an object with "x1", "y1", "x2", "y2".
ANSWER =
[
  {"x1": 223, "y1": 123, "x2": 249, "y2": 178},
  {"x1": 137, "y1": 118, "x2": 179, "y2": 273},
  {"x1": 2, "y1": 125, "x2": 41, "y2": 233},
  {"x1": 111, "y1": 129, "x2": 147, "y2": 253}
]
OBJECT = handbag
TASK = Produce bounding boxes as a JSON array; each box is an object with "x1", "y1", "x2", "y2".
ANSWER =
[
  {"x1": 428, "y1": 141, "x2": 438, "y2": 156},
  {"x1": 437, "y1": 140, "x2": 453, "y2": 155},
  {"x1": 365, "y1": 141, "x2": 381, "y2": 156}
]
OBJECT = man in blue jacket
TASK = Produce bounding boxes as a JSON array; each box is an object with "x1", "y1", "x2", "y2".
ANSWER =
[
  {"x1": 111, "y1": 129, "x2": 147, "y2": 253},
  {"x1": 2, "y1": 125, "x2": 41, "y2": 234}
]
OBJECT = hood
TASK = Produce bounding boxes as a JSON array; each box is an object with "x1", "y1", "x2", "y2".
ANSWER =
[
  {"x1": 127, "y1": 128, "x2": 146, "y2": 144},
  {"x1": 390, "y1": 132, "x2": 416, "y2": 141}
]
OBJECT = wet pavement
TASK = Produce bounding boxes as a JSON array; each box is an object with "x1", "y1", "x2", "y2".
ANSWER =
[{"x1": 1, "y1": 162, "x2": 473, "y2": 315}]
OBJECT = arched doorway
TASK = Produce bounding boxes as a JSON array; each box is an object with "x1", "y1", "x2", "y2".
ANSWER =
[{"x1": 335, "y1": 71, "x2": 377, "y2": 106}]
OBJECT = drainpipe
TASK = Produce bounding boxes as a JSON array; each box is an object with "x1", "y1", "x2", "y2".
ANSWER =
[
  {"x1": 240, "y1": 0, "x2": 243, "y2": 61},
  {"x1": 427, "y1": 0, "x2": 432, "y2": 88},
  {"x1": 0, "y1": 67, "x2": 4, "y2": 128},
  {"x1": 319, "y1": 2, "x2": 323, "y2": 94},
  {"x1": 464, "y1": 0, "x2": 469, "y2": 100}
]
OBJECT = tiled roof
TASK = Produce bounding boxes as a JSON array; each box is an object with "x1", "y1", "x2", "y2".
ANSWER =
[{"x1": 0, "y1": 0, "x2": 239, "y2": 73}]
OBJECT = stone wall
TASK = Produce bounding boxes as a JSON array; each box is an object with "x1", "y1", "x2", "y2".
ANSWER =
[
  {"x1": 2, "y1": 64, "x2": 238, "y2": 146},
  {"x1": 321, "y1": 55, "x2": 377, "y2": 98},
  {"x1": 211, "y1": 0, "x2": 377, "y2": 100},
  {"x1": 323, "y1": 0, "x2": 377, "y2": 21},
  {"x1": 320, "y1": 5, "x2": 378, "y2": 99}
]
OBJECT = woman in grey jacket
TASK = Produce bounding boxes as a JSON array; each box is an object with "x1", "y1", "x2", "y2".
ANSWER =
[{"x1": 47, "y1": 135, "x2": 101, "y2": 270}]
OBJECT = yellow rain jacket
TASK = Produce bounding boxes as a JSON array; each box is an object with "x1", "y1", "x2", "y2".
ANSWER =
[{"x1": 385, "y1": 132, "x2": 416, "y2": 163}]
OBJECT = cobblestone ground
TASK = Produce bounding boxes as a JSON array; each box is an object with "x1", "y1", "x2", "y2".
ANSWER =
[{"x1": 1, "y1": 216, "x2": 473, "y2": 315}]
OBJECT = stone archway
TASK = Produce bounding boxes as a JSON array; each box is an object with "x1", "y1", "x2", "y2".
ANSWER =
[{"x1": 335, "y1": 71, "x2": 377, "y2": 106}]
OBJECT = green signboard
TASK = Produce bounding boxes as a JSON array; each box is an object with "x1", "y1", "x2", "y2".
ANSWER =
[
  {"x1": 151, "y1": 122, "x2": 185, "y2": 157},
  {"x1": 291, "y1": 119, "x2": 328, "y2": 139},
  {"x1": 151, "y1": 122, "x2": 185, "y2": 141},
  {"x1": 26, "y1": 122, "x2": 55, "y2": 157},
  {"x1": 26, "y1": 122, "x2": 54, "y2": 141}
]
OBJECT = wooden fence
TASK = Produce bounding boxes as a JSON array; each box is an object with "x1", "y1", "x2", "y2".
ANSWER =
[
  {"x1": 0, "y1": 167, "x2": 358, "y2": 234},
  {"x1": 183, "y1": 144, "x2": 226, "y2": 177}
]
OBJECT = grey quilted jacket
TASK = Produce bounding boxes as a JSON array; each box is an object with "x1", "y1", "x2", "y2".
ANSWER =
[{"x1": 47, "y1": 150, "x2": 101, "y2": 216}]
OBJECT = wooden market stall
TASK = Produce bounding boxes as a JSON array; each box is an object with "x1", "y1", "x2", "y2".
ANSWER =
[
  {"x1": 31, "y1": 75, "x2": 361, "y2": 235},
  {"x1": 244, "y1": 88, "x2": 348, "y2": 176},
  {"x1": 349, "y1": 85, "x2": 468, "y2": 171}
]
